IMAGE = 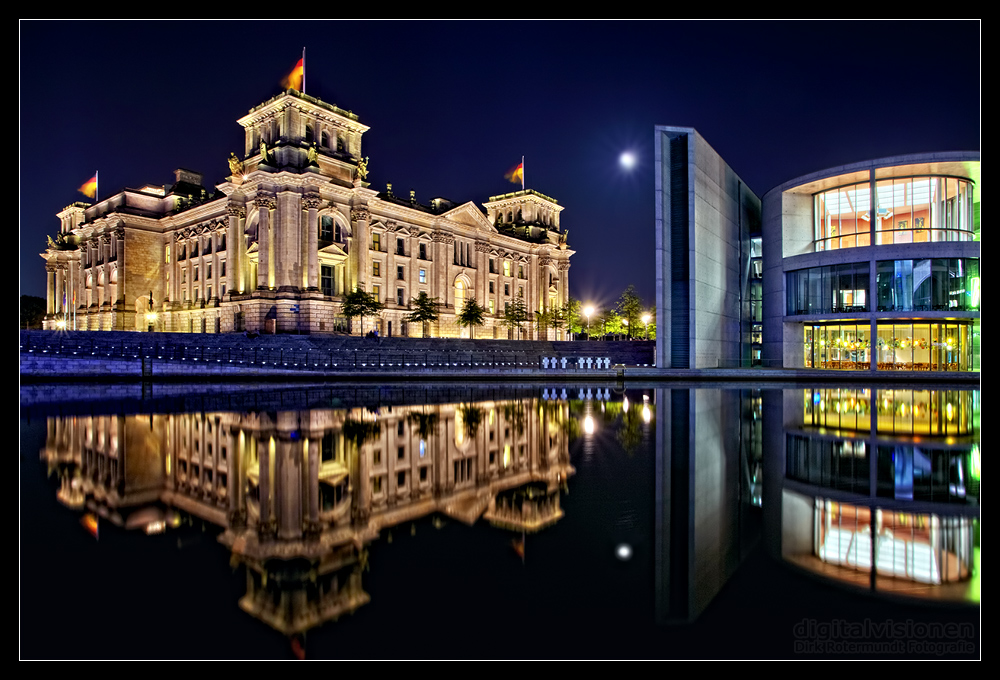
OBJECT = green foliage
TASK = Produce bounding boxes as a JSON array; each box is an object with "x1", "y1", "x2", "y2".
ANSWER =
[
  {"x1": 616, "y1": 285, "x2": 643, "y2": 339},
  {"x1": 502, "y1": 297, "x2": 529, "y2": 339},
  {"x1": 562, "y1": 297, "x2": 583, "y2": 335},
  {"x1": 406, "y1": 292, "x2": 441, "y2": 338},
  {"x1": 407, "y1": 292, "x2": 441, "y2": 323},
  {"x1": 341, "y1": 288, "x2": 384, "y2": 334},
  {"x1": 457, "y1": 297, "x2": 486, "y2": 338}
]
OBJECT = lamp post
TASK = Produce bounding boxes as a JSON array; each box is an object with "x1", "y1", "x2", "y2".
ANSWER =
[
  {"x1": 642, "y1": 313, "x2": 651, "y2": 340},
  {"x1": 584, "y1": 305, "x2": 594, "y2": 341}
]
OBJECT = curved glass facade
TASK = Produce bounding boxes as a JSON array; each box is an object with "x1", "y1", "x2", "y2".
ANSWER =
[
  {"x1": 803, "y1": 321, "x2": 977, "y2": 371},
  {"x1": 787, "y1": 259, "x2": 979, "y2": 316},
  {"x1": 815, "y1": 176, "x2": 977, "y2": 251}
]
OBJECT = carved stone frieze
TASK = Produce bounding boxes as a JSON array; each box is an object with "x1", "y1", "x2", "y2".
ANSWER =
[{"x1": 475, "y1": 241, "x2": 492, "y2": 253}]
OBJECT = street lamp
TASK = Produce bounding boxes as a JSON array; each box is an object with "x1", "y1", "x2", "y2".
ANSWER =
[
  {"x1": 583, "y1": 305, "x2": 594, "y2": 340},
  {"x1": 641, "y1": 313, "x2": 651, "y2": 340}
]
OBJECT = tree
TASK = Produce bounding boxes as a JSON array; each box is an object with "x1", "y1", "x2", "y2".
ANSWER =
[
  {"x1": 457, "y1": 297, "x2": 486, "y2": 339},
  {"x1": 407, "y1": 292, "x2": 441, "y2": 338},
  {"x1": 533, "y1": 308, "x2": 550, "y2": 340},
  {"x1": 341, "y1": 288, "x2": 384, "y2": 336},
  {"x1": 561, "y1": 297, "x2": 583, "y2": 338},
  {"x1": 503, "y1": 297, "x2": 530, "y2": 340},
  {"x1": 616, "y1": 285, "x2": 643, "y2": 339}
]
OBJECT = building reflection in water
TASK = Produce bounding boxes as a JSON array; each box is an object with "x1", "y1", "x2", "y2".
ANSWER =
[
  {"x1": 771, "y1": 387, "x2": 980, "y2": 601},
  {"x1": 653, "y1": 388, "x2": 763, "y2": 623},
  {"x1": 34, "y1": 382, "x2": 978, "y2": 653},
  {"x1": 39, "y1": 396, "x2": 574, "y2": 635}
]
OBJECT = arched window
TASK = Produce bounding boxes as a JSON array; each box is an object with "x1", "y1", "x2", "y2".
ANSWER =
[
  {"x1": 321, "y1": 131, "x2": 330, "y2": 148},
  {"x1": 305, "y1": 124, "x2": 314, "y2": 143}
]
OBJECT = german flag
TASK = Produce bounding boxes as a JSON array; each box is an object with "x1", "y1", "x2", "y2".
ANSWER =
[
  {"x1": 281, "y1": 57, "x2": 304, "y2": 91},
  {"x1": 78, "y1": 175, "x2": 97, "y2": 199}
]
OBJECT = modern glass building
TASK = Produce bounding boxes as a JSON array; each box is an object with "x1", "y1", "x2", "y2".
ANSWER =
[{"x1": 762, "y1": 153, "x2": 980, "y2": 372}]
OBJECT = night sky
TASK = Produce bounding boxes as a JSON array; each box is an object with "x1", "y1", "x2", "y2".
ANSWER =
[{"x1": 19, "y1": 20, "x2": 980, "y2": 312}]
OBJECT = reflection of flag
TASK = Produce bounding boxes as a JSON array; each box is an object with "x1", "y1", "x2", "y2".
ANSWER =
[
  {"x1": 78, "y1": 175, "x2": 97, "y2": 198},
  {"x1": 505, "y1": 161, "x2": 523, "y2": 185},
  {"x1": 281, "y1": 57, "x2": 304, "y2": 91}
]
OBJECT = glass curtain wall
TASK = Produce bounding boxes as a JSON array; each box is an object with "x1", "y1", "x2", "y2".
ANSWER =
[
  {"x1": 804, "y1": 322, "x2": 973, "y2": 371},
  {"x1": 815, "y1": 177, "x2": 976, "y2": 251}
]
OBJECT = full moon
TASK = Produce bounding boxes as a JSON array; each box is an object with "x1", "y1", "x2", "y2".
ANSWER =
[{"x1": 619, "y1": 151, "x2": 636, "y2": 169}]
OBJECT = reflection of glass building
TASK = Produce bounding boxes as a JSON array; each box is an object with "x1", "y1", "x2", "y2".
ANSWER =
[
  {"x1": 762, "y1": 153, "x2": 980, "y2": 372},
  {"x1": 771, "y1": 388, "x2": 979, "y2": 601}
]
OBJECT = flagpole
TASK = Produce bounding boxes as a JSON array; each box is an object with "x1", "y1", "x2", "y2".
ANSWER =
[
  {"x1": 96, "y1": 170, "x2": 99, "y2": 202},
  {"x1": 302, "y1": 47, "x2": 306, "y2": 94},
  {"x1": 521, "y1": 156, "x2": 525, "y2": 191}
]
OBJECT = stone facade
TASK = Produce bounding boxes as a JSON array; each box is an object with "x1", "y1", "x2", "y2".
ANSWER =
[{"x1": 42, "y1": 90, "x2": 574, "y2": 338}]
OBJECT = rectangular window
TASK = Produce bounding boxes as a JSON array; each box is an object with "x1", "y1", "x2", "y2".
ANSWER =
[
  {"x1": 505, "y1": 283, "x2": 510, "y2": 296},
  {"x1": 518, "y1": 264, "x2": 524, "y2": 279},
  {"x1": 398, "y1": 471, "x2": 406, "y2": 488},
  {"x1": 207, "y1": 264, "x2": 212, "y2": 280},
  {"x1": 398, "y1": 421, "x2": 405, "y2": 436},
  {"x1": 373, "y1": 261, "x2": 380, "y2": 277},
  {"x1": 518, "y1": 285, "x2": 523, "y2": 298},
  {"x1": 165, "y1": 245, "x2": 170, "y2": 264},
  {"x1": 320, "y1": 216, "x2": 333, "y2": 241},
  {"x1": 397, "y1": 238, "x2": 405, "y2": 255},
  {"x1": 419, "y1": 243, "x2": 427, "y2": 260},
  {"x1": 419, "y1": 269, "x2": 426, "y2": 284},
  {"x1": 398, "y1": 446, "x2": 405, "y2": 460},
  {"x1": 221, "y1": 261, "x2": 226, "y2": 277},
  {"x1": 321, "y1": 265, "x2": 334, "y2": 296},
  {"x1": 397, "y1": 265, "x2": 404, "y2": 280},
  {"x1": 397, "y1": 288, "x2": 404, "y2": 305},
  {"x1": 503, "y1": 261, "x2": 511, "y2": 277},
  {"x1": 194, "y1": 266, "x2": 199, "y2": 282},
  {"x1": 489, "y1": 299, "x2": 495, "y2": 313},
  {"x1": 489, "y1": 281, "x2": 495, "y2": 293},
  {"x1": 490, "y1": 258, "x2": 495, "y2": 273},
  {"x1": 373, "y1": 284, "x2": 381, "y2": 300},
  {"x1": 372, "y1": 232, "x2": 381, "y2": 251}
]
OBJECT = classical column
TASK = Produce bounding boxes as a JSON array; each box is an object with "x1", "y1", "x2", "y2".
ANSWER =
[
  {"x1": 227, "y1": 205, "x2": 244, "y2": 295},
  {"x1": 304, "y1": 194, "x2": 321, "y2": 290},
  {"x1": 114, "y1": 228, "x2": 125, "y2": 308},
  {"x1": 351, "y1": 207, "x2": 370, "y2": 294},
  {"x1": 256, "y1": 194, "x2": 276, "y2": 290},
  {"x1": 46, "y1": 264, "x2": 56, "y2": 315},
  {"x1": 276, "y1": 190, "x2": 301, "y2": 290},
  {"x1": 475, "y1": 242, "x2": 490, "y2": 305}
]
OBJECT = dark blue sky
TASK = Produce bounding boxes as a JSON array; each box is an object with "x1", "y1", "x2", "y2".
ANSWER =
[{"x1": 20, "y1": 20, "x2": 980, "y2": 311}]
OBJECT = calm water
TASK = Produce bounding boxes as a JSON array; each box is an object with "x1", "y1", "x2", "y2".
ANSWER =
[{"x1": 20, "y1": 382, "x2": 980, "y2": 659}]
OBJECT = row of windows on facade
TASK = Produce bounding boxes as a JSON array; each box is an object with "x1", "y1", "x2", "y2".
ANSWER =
[
  {"x1": 162, "y1": 237, "x2": 227, "y2": 264},
  {"x1": 786, "y1": 258, "x2": 980, "y2": 315},
  {"x1": 179, "y1": 261, "x2": 226, "y2": 284},
  {"x1": 495, "y1": 209, "x2": 555, "y2": 227},
  {"x1": 250, "y1": 123, "x2": 352, "y2": 154},
  {"x1": 364, "y1": 229, "x2": 530, "y2": 277},
  {"x1": 81, "y1": 238, "x2": 119, "y2": 266}
]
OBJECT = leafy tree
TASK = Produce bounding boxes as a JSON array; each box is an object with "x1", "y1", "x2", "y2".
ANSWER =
[
  {"x1": 20, "y1": 295, "x2": 46, "y2": 329},
  {"x1": 559, "y1": 297, "x2": 586, "y2": 340},
  {"x1": 597, "y1": 309, "x2": 624, "y2": 339},
  {"x1": 503, "y1": 297, "x2": 530, "y2": 340},
  {"x1": 407, "y1": 292, "x2": 441, "y2": 338},
  {"x1": 341, "y1": 288, "x2": 384, "y2": 336},
  {"x1": 616, "y1": 285, "x2": 643, "y2": 340},
  {"x1": 457, "y1": 297, "x2": 486, "y2": 339},
  {"x1": 533, "y1": 308, "x2": 550, "y2": 339}
]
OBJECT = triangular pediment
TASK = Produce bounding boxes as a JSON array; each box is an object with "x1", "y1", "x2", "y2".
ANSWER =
[
  {"x1": 438, "y1": 202, "x2": 497, "y2": 232},
  {"x1": 319, "y1": 242, "x2": 348, "y2": 258}
]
